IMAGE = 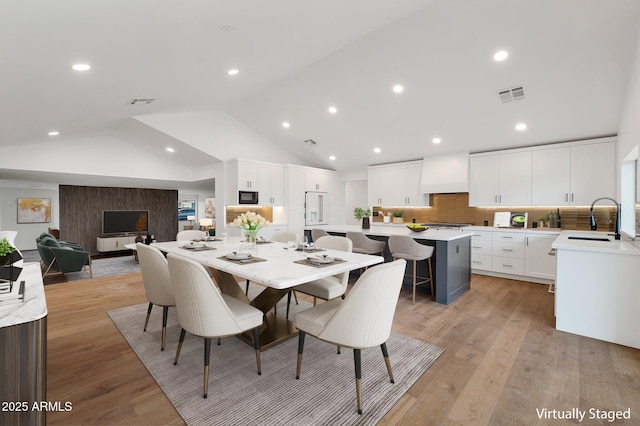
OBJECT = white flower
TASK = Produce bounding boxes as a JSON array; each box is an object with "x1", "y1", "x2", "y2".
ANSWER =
[{"x1": 232, "y1": 211, "x2": 270, "y2": 230}]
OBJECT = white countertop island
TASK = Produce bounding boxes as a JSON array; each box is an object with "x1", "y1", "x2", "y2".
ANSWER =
[
  {"x1": 305, "y1": 224, "x2": 474, "y2": 241},
  {"x1": 552, "y1": 230, "x2": 640, "y2": 349}
]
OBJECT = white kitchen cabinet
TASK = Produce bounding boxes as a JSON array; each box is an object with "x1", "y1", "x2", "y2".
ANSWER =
[
  {"x1": 524, "y1": 233, "x2": 557, "y2": 280},
  {"x1": 393, "y1": 161, "x2": 424, "y2": 206},
  {"x1": 305, "y1": 168, "x2": 329, "y2": 192},
  {"x1": 531, "y1": 141, "x2": 615, "y2": 206},
  {"x1": 368, "y1": 161, "x2": 426, "y2": 206},
  {"x1": 259, "y1": 163, "x2": 284, "y2": 206},
  {"x1": 471, "y1": 230, "x2": 493, "y2": 271},
  {"x1": 469, "y1": 152, "x2": 531, "y2": 206},
  {"x1": 367, "y1": 166, "x2": 395, "y2": 206},
  {"x1": 237, "y1": 161, "x2": 260, "y2": 191}
]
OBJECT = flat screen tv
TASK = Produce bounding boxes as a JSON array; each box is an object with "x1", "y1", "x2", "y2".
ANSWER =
[{"x1": 102, "y1": 210, "x2": 149, "y2": 235}]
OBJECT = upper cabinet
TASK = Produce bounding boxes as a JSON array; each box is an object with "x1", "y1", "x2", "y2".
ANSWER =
[
  {"x1": 469, "y1": 151, "x2": 531, "y2": 206},
  {"x1": 226, "y1": 159, "x2": 283, "y2": 205},
  {"x1": 531, "y1": 140, "x2": 615, "y2": 206},
  {"x1": 368, "y1": 160, "x2": 427, "y2": 206}
]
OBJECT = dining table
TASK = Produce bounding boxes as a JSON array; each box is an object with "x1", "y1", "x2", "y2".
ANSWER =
[{"x1": 152, "y1": 237, "x2": 384, "y2": 349}]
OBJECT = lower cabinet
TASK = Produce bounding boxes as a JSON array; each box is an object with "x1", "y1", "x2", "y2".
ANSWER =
[
  {"x1": 96, "y1": 236, "x2": 138, "y2": 252},
  {"x1": 470, "y1": 228, "x2": 557, "y2": 283}
]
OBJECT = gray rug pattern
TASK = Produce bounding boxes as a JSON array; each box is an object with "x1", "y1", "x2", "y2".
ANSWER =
[{"x1": 108, "y1": 300, "x2": 444, "y2": 426}]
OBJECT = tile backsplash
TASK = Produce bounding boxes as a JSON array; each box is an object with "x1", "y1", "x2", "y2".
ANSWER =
[{"x1": 372, "y1": 193, "x2": 618, "y2": 232}]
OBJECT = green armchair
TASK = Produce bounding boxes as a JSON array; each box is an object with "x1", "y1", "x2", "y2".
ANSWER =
[{"x1": 37, "y1": 236, "x2": 92, "y2": 278}]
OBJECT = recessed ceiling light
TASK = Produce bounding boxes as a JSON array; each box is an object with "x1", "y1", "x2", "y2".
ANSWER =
[
  {"x1": 392, "y1": 85, "x2": 404, "y2": 94},
  {"x1": 47, "y1": 131, "x2": 59, "y2": 136},
  {"x1": 374, "y1": 148, "x2": 381, "y2": 153},
  {"x1": 432, "y1": 137, "x2": 442, "y2": 144},
  {"x1": 493, "y1": 50, "x2": 508, "y2": 62},
  {"x1": 166, "y1": 147, "x2": 175, "y2": 153},
  {"x1": 282, "y1": 122, "x2": 290, "y2": 128},
  {"x1": 329, "y1": 155, "x2": 336, "y2": 160},
  {"x1": 328, "y1": 106, "x2": 338, "y2": 114},
  {"x1": 515, "y1": 123, "x2": 527, "y2": 131},
  {"x1": 227, "y1": 69, "x2": 239, "y2": 76},
  {"x1": 72, "y1": 64, "x2": 91, "y2": 71}
]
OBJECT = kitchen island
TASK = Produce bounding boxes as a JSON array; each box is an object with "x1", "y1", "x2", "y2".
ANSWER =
[
  {"x1": 305, "y1": 224, "x2": 473, "y2": 304},
  {"x1": 0, "y1": 262, "x2": 48, "y2": 426},
  {"x1": 552, "y1": 231, "x2": 640, "y2": 349}
]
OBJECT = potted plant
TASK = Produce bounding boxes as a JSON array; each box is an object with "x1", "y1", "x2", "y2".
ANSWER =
[
  {"x1": 392, "y1": 210, "x2": 404, "y2": 224},
  {"x1": 0, "y1": 237, "x2": 16, "y2": 266},
  {"x1": 353, "y1": 207, "x2": 372, "y2": 229}
]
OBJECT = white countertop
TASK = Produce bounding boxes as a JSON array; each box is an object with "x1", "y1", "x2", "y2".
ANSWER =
[
  {"x1": 0, "y1": 263, "x2": 48, "y2": 328},
  {"x1": 552, "y1": 231, "x2": 640, "y2": 255},
  {"x1": 306, "y1": 224, "x2": 474, "y2": 241}
]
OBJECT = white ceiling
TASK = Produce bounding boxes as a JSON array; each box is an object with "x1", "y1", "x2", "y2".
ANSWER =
[{"x1": 2, "y1": 0, "x2": 640, "y2": 189}]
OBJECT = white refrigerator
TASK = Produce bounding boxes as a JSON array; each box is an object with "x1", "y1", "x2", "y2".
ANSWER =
[{"x1": 305, "y1": 191, "x2": 329, "y2": 226}]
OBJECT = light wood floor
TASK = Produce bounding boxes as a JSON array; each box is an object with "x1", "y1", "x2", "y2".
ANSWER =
[{"x1": 44, "y1": 272, "x2": 640, "y2": 425}]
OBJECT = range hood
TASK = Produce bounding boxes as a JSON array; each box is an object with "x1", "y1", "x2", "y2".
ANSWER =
[{"x1": 420, "y1": 152, "x2": 469, "y2": 193}]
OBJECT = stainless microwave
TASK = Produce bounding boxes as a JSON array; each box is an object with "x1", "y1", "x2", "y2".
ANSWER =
[{"x1": 238, "y1": 191, "x2": 259, "y2": 204}]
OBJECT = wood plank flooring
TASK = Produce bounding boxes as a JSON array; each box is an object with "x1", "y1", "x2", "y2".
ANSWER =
[{"x1": 44, "y1": 273, "x2": 640, "y2": 425}]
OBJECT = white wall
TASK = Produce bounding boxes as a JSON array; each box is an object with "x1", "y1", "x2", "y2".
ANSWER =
[
  {"x1": 344, "y1": 180, "x2": 368, "y2": 225},
  {"x1": 617, "y1": 22, "x2": 640, "y2": 200},
  {"x1": 0, "y1": 182, "x2": 59, "y2": 250}
]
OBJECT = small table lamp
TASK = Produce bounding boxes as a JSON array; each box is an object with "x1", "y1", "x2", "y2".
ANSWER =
[{"x1": 199, "y1": 218, "x2": 213, "y2": 231}]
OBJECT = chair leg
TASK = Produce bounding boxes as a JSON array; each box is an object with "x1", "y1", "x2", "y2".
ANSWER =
[
  {"x1": 161, "y1": 306, "x2": 169, "y2": 351},
  {"x1": 428, "y1": 257, "x2": 434, "y2": 297},
  {"x1": 203, "y1": 338, "x2": 211, "y2": 398},
  {"x1": 143, "y1": 302, "x2": 153, "y2": 332},
  {"x1": 296, "y1": 331, "x2": 306, "y2": 379},
  {"x1": 88, "y1": 257, "x2": 93, "y2": 278},
  {"x1": 217, "y1": 338, "x2": 221, "y2": 345},
  {"x1": 253, "y1": 328, "x2": 262, "y2": 375},
  {"x1": 380, "y1": 343, "x2": 395, "y2": 383},
  {"x1": 293, "y1": 290, "x2": 299, "y2": 305},
  {"x1": 412, "y1": 259, "x2": 417, "y2": 305},
  {"x1": 337, "y1": 345, "x2": 341, "y2": 354},
  {"x1": 286, "y1": 291, "x2": 292, "y2": 319},
  {"x1": 174, "y1": 328, "x2": 186, "y2": 365},
  {"x1": 354, "y1": 348, "x2": 363, "y2": 414},
  {"x1": 245, "y1": 279, "x2": 250, "y2": 296}
]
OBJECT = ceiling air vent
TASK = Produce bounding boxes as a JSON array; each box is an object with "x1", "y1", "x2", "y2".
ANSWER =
[
  {"x1": 497, "y1": 86, "x2": 525, "y2": 103},
  {"x1": 127, "y1": 98, "x2": 155, "y2": 105},
  {"x1": 304, "y1": 139, "x2": 317, "y2": 146}
]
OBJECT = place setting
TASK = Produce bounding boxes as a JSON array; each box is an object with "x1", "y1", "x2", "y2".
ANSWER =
[
  {"x1": 218, "y1": 251, "x2": 267, "y2": 265},
  {"x1": 179, "y1": 241, "x2": 216, "y2": 252},
  {"x1": 294, "y1": 253, "x2": 347, "y2": 268}
]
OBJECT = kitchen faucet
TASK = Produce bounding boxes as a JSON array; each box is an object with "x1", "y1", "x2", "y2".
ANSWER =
[{"x1": 589, "y1": 197, "x2": 621, "y2": 240}]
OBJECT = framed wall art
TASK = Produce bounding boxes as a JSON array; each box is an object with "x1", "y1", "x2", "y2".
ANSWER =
[{"x1": 17, "y1": 198, "x2": 52, "y2": 223}]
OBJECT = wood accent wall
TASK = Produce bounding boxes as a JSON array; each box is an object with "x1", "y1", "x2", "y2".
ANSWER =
[
  {"x1": 59, "y1": 185, "x2": 178, "y2": 254},
  {"x1": 373, "y1": 193, "x2": 617, "y2": 231}
]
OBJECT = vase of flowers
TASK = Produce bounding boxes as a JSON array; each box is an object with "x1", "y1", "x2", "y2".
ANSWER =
[
  {"x1": 0, "y1": 237, "x2": 16, "y2": 266},
  {"x1": 232, "y1": 211, "x2": 270, "y2": 248}
]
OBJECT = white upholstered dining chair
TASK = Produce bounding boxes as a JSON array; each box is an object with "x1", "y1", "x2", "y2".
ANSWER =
[
  {"x1": 167, "y1": 253, "x2": 264, "y2": 399},
  {"x1": 294, "y1": 259, "x2": 407, "y2": 414},
  {"x1": 137, "y1": 243, "x2": 175, "y2": 351},
  {"x1": 286, "y1": 235, "x2": 352, "y2": 319},
  {"x1": 176, "y1": 230, "x2": 207, "y2": 241}
]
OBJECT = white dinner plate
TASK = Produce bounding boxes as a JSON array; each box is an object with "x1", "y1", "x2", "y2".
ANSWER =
[
  {"x1": 184, "y1": 242, "x2": 205, "y2": 249},
  {"x1": 225, "y1": 252, "x2": 252, "y2": 260},
  {"x1": 308, "y1": 255, "x2": 335, "y2": 264}
]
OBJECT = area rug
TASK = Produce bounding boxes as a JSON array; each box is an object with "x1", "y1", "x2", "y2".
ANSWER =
[{"x1": 108, "y1": 299, "x2": 444, "y2": 426}]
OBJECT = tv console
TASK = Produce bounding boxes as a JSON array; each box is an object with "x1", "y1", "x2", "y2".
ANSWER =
[{"x1": 96, "y1": 235, "x2": 139, "y2": 252}]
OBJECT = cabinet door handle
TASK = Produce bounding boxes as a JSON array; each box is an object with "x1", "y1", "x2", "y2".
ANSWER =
[
  {"x1": 472, "y1": 260, "x2": 481, "y2": 264},
  {"x1": 502, "y1": 249, "x2": 513, "y2": 252},
  {"x1": 571, "y1": 193, "x2": 574, "y2": 202},
  {"x1": 494, "y1": 195, "x2": 498, "y2": 203},
  {"x1": 472, "y1": 246, "x2": 482, "y2": 249},
  {"x1": 502, "y1": 236, "x2": 513, "y2": 239},
  {"x1": 502, "y1": 264, "x2": 513, "y2": 268},
  {"x1": 565, "y1": 193, "x2": 569, "y2": 202},
  {"x1": 499, "y1": 195, "x2": 502, "y2": 203}
]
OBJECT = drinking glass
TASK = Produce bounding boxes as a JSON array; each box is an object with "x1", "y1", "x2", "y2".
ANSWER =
[
  {"x1": 301, "y1": 235, "x2": 308, "y2": 254},
  {"x1": 287, "y1": 240, "x2": 297, "y2": 257}
]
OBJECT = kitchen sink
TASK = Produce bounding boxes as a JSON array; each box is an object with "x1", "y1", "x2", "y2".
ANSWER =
[{"x1": 567, "y1": 236, "x2": 611, "y2": 242}]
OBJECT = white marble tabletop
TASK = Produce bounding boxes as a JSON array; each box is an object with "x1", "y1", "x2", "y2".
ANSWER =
[
  {"x1": 0, "y1": 263, "x2": 47, "y2": 328},
  {"x1": 305, "y1": 224, "x2": 474, "y2": 241},
  {"x1": 152, "y1": 237, "x2": 383, "y2": 290}
]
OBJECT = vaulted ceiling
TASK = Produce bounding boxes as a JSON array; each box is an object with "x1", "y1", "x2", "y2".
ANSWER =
[{"x1": 2, "y1": 0, "x2": 639, "y2": 189}]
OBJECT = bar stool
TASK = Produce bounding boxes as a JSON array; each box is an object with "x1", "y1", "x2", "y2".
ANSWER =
[
  {"x1": 345, "y1": 231, "x2": 386, "y2": 256},
  {"x1": 388, "y1": 235, "x2": 434, "y2": 304},
  {"x1": 311, "y1": 229, "x2": 329, "y2": 242}
]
